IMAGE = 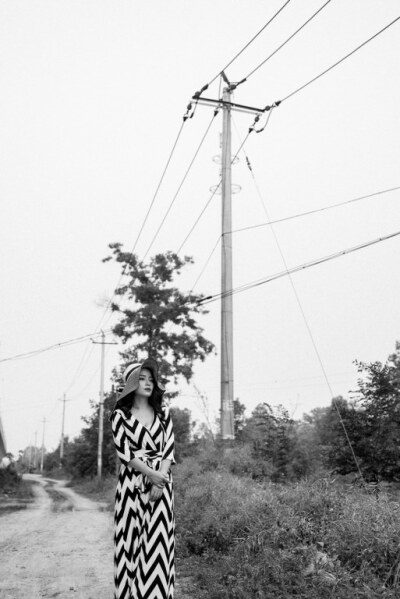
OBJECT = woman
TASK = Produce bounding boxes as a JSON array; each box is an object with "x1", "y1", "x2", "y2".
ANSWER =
[{"x1": 110, "y1": 357, "x2": 175, "y2": 599}]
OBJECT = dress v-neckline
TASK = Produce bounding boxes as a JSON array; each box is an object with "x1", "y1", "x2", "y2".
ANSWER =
[{"x1": 130, "y1": 409, "x2": 156, "y2": 432}]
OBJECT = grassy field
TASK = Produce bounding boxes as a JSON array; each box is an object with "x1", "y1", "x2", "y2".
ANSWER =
[{"x1": 68, "y1": 458, "x2": 400, "y2": 598}]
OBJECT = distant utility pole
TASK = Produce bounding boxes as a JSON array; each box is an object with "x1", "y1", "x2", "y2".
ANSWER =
[
  {"x1": 92, "y1": 331, "x2": 117, "y2": 478},
  {"x1": 59, "y1": 394, "x2": 68, "y2": 467},
  {"x1": 195, "y1": 76, "x2": 264, "y2": 439},
  {"x1": 40, "y1": 417, "x2": 46, "y2": 472},
  {"x1": 28, "y1": 442, "x2": 32, "y2": 470},
  {"x1": 34, "y1": 430, "x2": 38, "y2": 469}
]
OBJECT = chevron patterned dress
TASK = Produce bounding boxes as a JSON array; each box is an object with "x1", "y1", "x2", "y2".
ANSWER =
[{"x1": 111, "y1": 406, "x2": 176, "y2": 599}]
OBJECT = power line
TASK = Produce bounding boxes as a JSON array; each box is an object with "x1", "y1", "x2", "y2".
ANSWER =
[
  {"x1": 229, "y1": 185, "x2": 400, "y2": 236},
  {"x1": 0, "y1": 330, "x2": 111, "y2": 364},
  {"x1": 280, "y1": 15, "x2": 400, "y2": 103},
  {"x1": 189, "y1": 235, "x2": 221, "y2": 294},
  {"x1": 176, "y1": 120, "x2": 257, "y2": 256},
  {"x1": 198, "y1": 229, "x2": 400, "y2": 305},
  {"x1": 241, "y1": 0, "x2": 333, "y2": 84},
  {"x1": 186, "y1": 184, "x2": 400, "y2": 296},
  {"x1": 92, "y1": 119, "x2": 189, "y2": 333},
  {"x1": 63, "y1": 339, "x2": 95, "y2": 395},
  {"x1": 131, "y1": 120, "x2": 187, "y2": 256},
  {"x1": 206, "y1": 0, "x2": 293, "y2": 87},
  {"x1": 142, "y1": 110, "x2": 219, "y2": 261},
  {"x1": 62, "y1": 119, "x2": 190, "y2": 389},
  {"x1": 245, "y1": 162, "x2": 365, "y2": 479}
]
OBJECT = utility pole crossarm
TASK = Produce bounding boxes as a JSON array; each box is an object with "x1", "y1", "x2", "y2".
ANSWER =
[{"x1": 194, "y1": 95, "x2": 270, "y2": 116}]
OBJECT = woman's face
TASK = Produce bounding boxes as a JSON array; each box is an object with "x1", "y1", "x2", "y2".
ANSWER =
[{"x1": 136, "y1": 367, "x2": 154, "y2": 398}]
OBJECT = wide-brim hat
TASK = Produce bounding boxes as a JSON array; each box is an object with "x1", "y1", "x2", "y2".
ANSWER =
[{"x1": 116, "y1": 357, "x2": 165, "y2": 403}]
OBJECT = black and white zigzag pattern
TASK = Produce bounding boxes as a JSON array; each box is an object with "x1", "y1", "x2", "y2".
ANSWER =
[{"x1": 111, "y1": 407, "x2": 175, "y2": 599}]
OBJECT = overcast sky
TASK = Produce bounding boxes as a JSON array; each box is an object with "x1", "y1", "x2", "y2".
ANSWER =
[{"x1": 1, "y1": 0, "x2": 399, "y2": 455}]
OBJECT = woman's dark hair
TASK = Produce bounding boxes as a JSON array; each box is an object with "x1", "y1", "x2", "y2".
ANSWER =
[{"x1": 117, "y1": 386, "x2": 164, "y2": 418}]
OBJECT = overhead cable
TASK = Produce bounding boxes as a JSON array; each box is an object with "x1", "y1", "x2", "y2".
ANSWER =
[
  {"x1": 230, "y1": 185, "x2": 400, "y2": 236},
  {"x1": 0, "y1": 330, "x2": 112, "y2": 364},
  {"x1": 92, "y1": 118, "x2": 188, "y2": 333},
  {"x1": 241, "y1": 0, "x2": 333, "y2": 84},
  {"x1": 188, "y1": 183, "x2": 400, "y2": 292},
  {"x1": 204, "y1": 0, "x2": 293, "y2": 88},
  {"x1": 130, "y1": 120, "x2": 187, "y2": 256},
  {"x1": 176, "y1": 120, "x2": 259, "y2": 255},
  {"x1": 280, "y1": 15, "x2": 400, "y2": 103},
  {"x1": 142, "y1": 110, "x2": 219, "y2": 261},
  {"x1": 189, "y1": 235, "x2": 221, "y2": 294},
  {"x1": 245, "y1": 155, "x2": 364, "y2": 480},
  {"x1": 198, "y1": 230, "x2": 400, "y2": 305}
]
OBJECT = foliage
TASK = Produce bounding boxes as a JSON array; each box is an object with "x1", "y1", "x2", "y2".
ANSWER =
[
  {"x1": 302, "y1": 343, "x2": 400, "y2": 481},
  {"x1": 240, "y1": 403, "x2": 296, "y2": 482},
  {"x1": 103, "y1": 246, "x2": 214, "y2": 392},
  {"x1": 45, "y1": 392, "x2": 194, "y2": 479},
  {"x1": 0, "y1": 469, "x2": 35, "y2": 503},
  {"x1": 351, "y1": 348, "x2": 400, "y2": 480},
  {"x1": 233, "y1": 398, "x2": 246, "y2": 438},
  {"x1": 170, "y1": 406, "x2": 194, "y2": 460},
  {"x1": 175, "y1": 457, "x2": 400, "y2": 598},
  {"x1": 303, "y1": 397, "x2": 365, "y2": 476}
]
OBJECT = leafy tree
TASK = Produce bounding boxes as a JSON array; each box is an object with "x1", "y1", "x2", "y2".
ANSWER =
[
  {"x1": 303, "y1": 397, "x2": 365, "y2": 476},
  {"x1": 288, "y1": 420, "x2": 321, "y2": 478},
  {"x1": 351, "y1": 347, "x2": 400, "y2": 480},
  {"x1": 241, "y1": 403, "x2": 295, "y2": 481},
  {"x1": 233, "y1": 398, "x2": 246, "y2": 439},
  {"x1": 56, "y1": 391, "x2": 118, "y2": 479},
  {"x1": 170, "y1": 406, "x2": 193, "y2": 460},
  {"x1": 305, "y1": 342, "x2": 400, "y2": 480},
  {"x1": 103, "y1": 246, "x2": 214, "y2": 392}
]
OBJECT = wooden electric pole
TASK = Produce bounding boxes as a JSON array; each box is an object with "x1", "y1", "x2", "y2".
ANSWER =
[
  {"x1": 34, "y1": 430, "x2": 38, "y2": 469},
  {"x1": 59, "y1": 394, "x2": 68, "y2": 466},
  {"x1": 40, "y1": 417, "x2": 46, "y2": 472},
  {"x1": 220, "y1": 86, "x2": 234, "y2": 439},
  {"x1": 92, "y1": 331, "x2": 117, "y2": 478}
]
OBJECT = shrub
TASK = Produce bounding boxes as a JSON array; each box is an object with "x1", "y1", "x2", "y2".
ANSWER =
[{"x1": 175, "y1": 458, "x2": 400, "y2": 598}]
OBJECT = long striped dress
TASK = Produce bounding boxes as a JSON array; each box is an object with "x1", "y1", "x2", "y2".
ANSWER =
[{"x1": 111, "y1": 405, "x2": 175, "y2": 599}]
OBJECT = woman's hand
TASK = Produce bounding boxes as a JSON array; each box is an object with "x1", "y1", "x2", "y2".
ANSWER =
[
  {"x1": 149, "y1": 485, "x2": 163, "y2": 502},
  {"x1": 147, "y1": 469, "x2": 169, "y2": 488}
]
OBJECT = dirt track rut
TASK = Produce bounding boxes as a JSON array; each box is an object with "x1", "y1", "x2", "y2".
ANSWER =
[
  {"x1": 0, "y1": 474, "x2": 113, "y2": 599},
  {"x1": 0, "y1": 474, "x2": 194, "y2": 599}
]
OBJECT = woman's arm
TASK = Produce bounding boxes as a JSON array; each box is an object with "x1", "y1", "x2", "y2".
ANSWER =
[
  {"x1": 159, "y1": 459, "x2": 172, "y2": 476},
  {"x1": 128, "y1": 456, "x2": 169, "y2": 487}
]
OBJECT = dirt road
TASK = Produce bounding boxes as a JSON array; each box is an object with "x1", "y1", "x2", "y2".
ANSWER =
[
  {"x1": 0, "y1": 474, "x2": 194, "y2": 599},
  {"x1": 0, "y1": 475, "x2": 113, "y2": 599}
]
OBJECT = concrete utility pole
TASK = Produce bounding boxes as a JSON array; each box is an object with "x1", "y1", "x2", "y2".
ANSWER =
[
  {"x1": 220, "y1": 86, "x2": 234, "y2": 440},
  {"x1": 193, "y1": 78, "x2": 264, "y2": 440},
  {"x1": 28, "y1": 443, "x2": 32, "y2": 470},
  {"x1": 98, "y1": 331, "x2": 106, "y2": 478},
  {"x1": 34, "y1": 430, "x2": 38, "y2": 469},
  {"x1": 92, "y1": 331, "x2": 117, "y2": 478},
  {"x1": 40, "y1": 417, "x2": 46, "y2": 472},
  {"x1": 59, "y1": 394, "x2": 67, "y2": 466}
]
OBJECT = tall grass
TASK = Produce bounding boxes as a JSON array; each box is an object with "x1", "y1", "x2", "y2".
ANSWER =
[{"x1": 175, "y1": 456, "x2": 400, "y2": 598}]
